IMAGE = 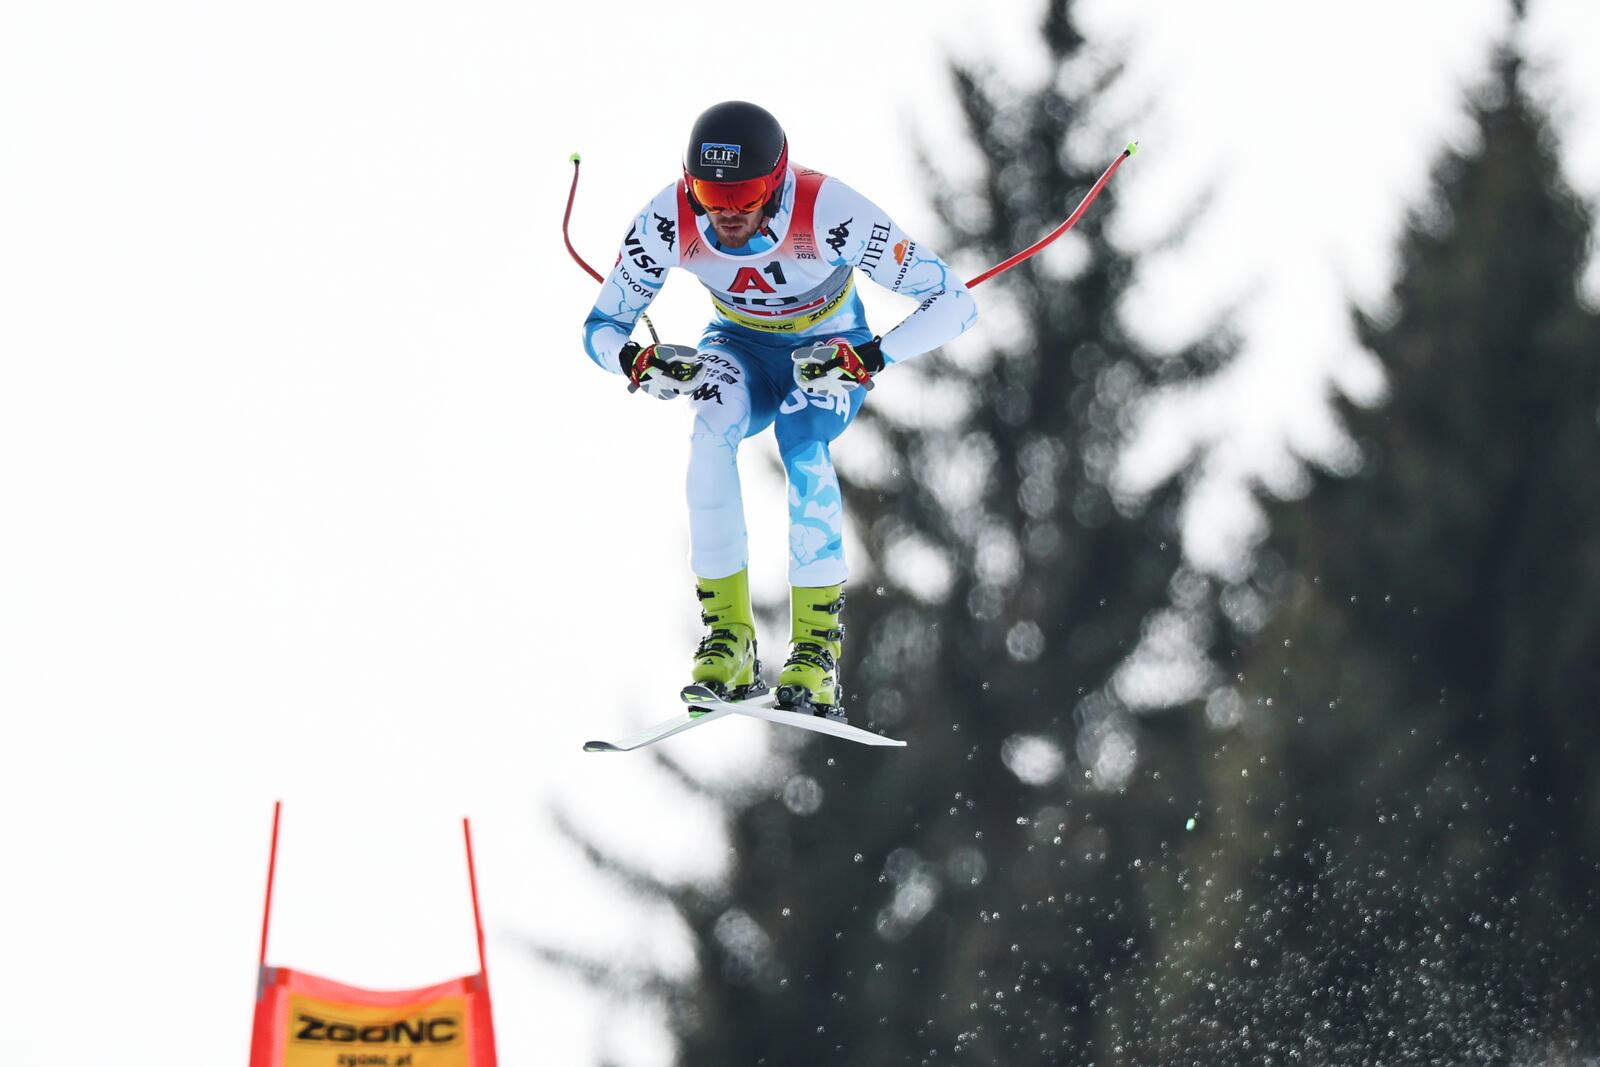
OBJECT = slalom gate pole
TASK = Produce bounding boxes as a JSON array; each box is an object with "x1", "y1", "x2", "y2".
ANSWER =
[
  {"x1": 463, "y1": 817, "x2": 490, "y2": 988},
  {"x1": 564, "y1": 154, "x2": 659, "y2": 345},
  {"x1": 965, "y1": 142, "x2": 1138, "y2": 289},
  {"x1": 258, "y1": 800, "x2": 282, "y2": 967}
]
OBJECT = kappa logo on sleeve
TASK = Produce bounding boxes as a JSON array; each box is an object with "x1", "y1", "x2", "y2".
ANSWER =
[
  {"x1": 825, "y1": 218, "x2": 853, "y2": 255},
  {"x1": 700, "y1": 142, "x2": 741, "y2": 169},
  {"x1": 653, "y1": 213, "x2": 677, "y2": 251}
]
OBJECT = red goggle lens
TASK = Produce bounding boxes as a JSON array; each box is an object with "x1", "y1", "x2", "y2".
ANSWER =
[{"x1": 690, "y1": 176, "x2": 773, "y2": 214}]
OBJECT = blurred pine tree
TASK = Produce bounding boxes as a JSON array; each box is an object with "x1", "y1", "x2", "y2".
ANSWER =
[{"x1": 1154, "y1": 41, "x2": 1600, "y2": 1063}]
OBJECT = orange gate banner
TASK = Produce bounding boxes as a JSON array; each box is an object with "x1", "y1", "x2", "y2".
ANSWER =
[
  {"x1": 250, "y1": 966, "x2": 497, "y2": 1067},
  {"x1": 250, "y1": 806, "x2": 499, "y2": 1067}
]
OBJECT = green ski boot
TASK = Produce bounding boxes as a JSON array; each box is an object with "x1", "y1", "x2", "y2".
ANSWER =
[
  {"x1": 775, "y1": 583, "x2": 845, "y2": 720},
  {"x1": 691, "y1": 568, "x2": 761, "y2": 699}
]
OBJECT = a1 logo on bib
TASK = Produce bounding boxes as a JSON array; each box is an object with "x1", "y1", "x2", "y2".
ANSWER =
[
  {"x1": 700, "y1": 142, "x2": 741, "y2": 169},
  {"x1": 729, "y1": 266, "x2": 777, "y2": 294}
]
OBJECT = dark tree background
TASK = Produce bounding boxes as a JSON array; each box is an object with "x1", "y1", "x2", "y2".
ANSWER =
[
  {"x1": 552, "y1": 5, "x2": 1600, "y2": 1065},
  {"x1": 1144, "y1": 42, "x2": 1600, "y2": 1065}
]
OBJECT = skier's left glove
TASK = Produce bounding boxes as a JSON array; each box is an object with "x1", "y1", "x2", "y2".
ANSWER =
[
  {"x1": 791, "y1": 336, "x2": 885, "y2": 398},
  {"x1": 620, "y1": 342, "x2": 707, "y2": 400}
]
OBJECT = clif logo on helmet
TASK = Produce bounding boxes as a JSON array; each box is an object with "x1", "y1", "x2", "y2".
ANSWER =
[
  {"x1": 684, "y1": 102, "x2": 789, "y2": 217},
  {"x1": 700, "y1": 143, "x2": 741, "y2": 169}
]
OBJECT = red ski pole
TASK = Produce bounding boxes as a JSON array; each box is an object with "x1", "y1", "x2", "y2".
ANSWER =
[
  {"x1": 966, "y1": 142, "x2": 1138, "y2": 288},
  {"x1": 565, "y1": 153, "x2": 660, "y2": 346},
  {"x1": 562, "y1": 153, "x2": 605, "y2": 284}
]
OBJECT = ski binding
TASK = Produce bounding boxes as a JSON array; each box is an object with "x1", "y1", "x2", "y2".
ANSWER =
[{"x1": 582, "y1": 685, "x2": 906, "y2": 752}]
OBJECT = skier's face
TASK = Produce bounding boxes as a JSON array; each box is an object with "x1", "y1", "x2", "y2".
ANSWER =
[{"x1": 706, "y1": 205, "x2": 764, "y2": 248}]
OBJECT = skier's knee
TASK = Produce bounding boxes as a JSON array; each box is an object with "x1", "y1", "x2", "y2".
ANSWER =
[
  {"x1": 779, "y1": 436, "x2": 831, "y2": 474},
  {"x1": 691, "y1": 403, "x2": 748, "y2": 454}
]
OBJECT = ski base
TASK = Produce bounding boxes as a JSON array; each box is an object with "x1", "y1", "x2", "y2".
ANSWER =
[{"x1": 581, "y1": 686, "x2": 906, "y2": 752}]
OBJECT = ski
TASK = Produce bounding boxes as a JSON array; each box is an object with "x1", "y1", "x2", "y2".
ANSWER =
[
  {"x1": 582, "y1": 686, "x2": 907, "y2": 752},
  {"x1": 581, "y1": 703, "x2": 736, "y2": 753},
  {"x1": 679, "y1": 685, "x2": 907, "y2": 747}
]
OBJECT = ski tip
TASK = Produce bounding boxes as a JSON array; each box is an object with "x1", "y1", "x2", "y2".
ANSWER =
[
  {"x1": 1125, "y1": 141, "x2": 1139, "y2": 157},
  {"x1": 570, "y1": 151, "x2": 582, "y2": 164},
  {"x1": 583, "y1": 740, "x2": 621, "y2": 753}
]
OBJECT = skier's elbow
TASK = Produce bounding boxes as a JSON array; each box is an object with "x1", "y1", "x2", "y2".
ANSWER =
[{"x1": 939, "y1": 284, "x2": 978, "y2": 338}]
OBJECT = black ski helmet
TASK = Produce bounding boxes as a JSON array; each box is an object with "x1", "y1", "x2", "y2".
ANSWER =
[{"x1": 682, "y1": 101, "x2": 789, "y2": 218}]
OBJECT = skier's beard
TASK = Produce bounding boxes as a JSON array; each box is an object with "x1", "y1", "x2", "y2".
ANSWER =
[{"x1": 708, "y1": 209, "x2": 765, "y2": 249}]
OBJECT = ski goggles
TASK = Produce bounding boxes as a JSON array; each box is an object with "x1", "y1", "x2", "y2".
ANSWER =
[{"x1": 690, "y1": 175, "x2": 776, "y2": 215}]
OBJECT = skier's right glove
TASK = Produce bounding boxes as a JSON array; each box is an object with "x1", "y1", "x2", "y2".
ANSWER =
[
  {"x1": 619, "y1": 342, "x2": 707, "y2": 400},
  {"x1": 792, "y1": 336, "x2": 883, "y2": 397}
]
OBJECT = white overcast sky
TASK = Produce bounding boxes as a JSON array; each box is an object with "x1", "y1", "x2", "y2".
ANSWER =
[{"x1": 3, "y1": 1, "x2": 1599, "y2": 1065}]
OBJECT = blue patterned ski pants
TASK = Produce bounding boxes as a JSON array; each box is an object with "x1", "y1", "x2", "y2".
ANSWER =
[{"x1": 685, "y1": 323, "x2": 871, "y2": 586}]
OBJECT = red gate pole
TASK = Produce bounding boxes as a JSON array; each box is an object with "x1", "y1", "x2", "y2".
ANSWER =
[
  {"x1": 464, "y1": 818, "x2": 489, "y2": 985},
  {"x1": 259, "y1": 800, "x2": 282, "y2": 967}
]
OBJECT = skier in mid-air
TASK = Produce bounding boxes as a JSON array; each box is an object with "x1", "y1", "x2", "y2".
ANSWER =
[{"x1": 581, "y1": 100, "x2": 977, "y2": 721}]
